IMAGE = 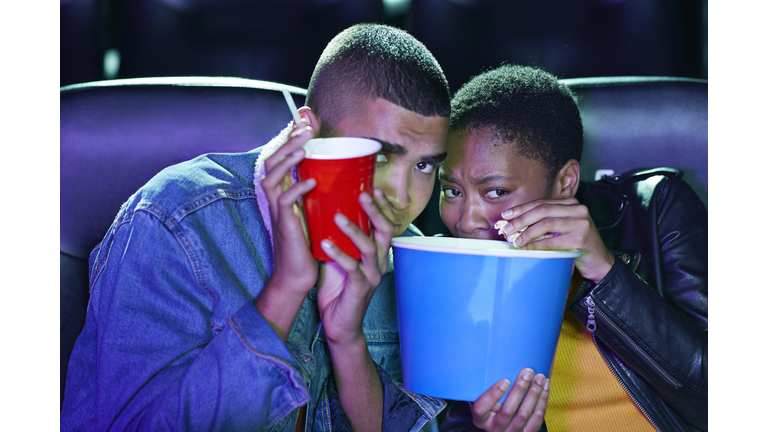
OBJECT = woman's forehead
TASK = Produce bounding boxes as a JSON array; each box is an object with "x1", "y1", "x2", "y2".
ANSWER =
[{"x1": 447, "y1": 127, "x2": 516, "y2": 164}]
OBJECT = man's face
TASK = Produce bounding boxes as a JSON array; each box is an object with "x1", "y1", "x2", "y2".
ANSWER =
[
  {"x1": 439, "y1": 127, "x2": 554, "y2": 240},
  {"x1": 332, "y1": 98, "x2": 448, "y2": 237}
]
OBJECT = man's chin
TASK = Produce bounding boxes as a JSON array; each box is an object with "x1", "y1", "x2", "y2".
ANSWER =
[{"x1": 392, "y1": 223, "x2": 407, "y2": 237}]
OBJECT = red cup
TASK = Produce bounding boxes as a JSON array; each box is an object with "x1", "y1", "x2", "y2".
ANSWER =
[{"x1": 297, "y1": 137, "x2": 382, "y2": 261}]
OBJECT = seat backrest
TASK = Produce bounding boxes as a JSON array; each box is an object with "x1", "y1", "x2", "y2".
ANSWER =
[
  {"x1": 59, "y1": 77, "x2": 306, "y2": 406},
  {"x1": 562, "y1": 76, "x2": 708, "y2": 207}
]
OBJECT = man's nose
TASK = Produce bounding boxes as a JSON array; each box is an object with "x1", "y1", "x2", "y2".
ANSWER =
[{"x1": 379, "y1": 166, "x2": 412, "y2": 211}]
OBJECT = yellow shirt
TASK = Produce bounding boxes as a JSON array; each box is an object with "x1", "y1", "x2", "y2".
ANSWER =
[{"x1": 544, "y1": 273, "x2": 656, "y2": 432}]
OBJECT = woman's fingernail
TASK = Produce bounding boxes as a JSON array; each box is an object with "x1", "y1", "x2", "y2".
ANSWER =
[
  {"x1": 503, "y1": 223, "x2": 515, "y2": 234},
  {"x1": 535, "y1": 374, "x2": 546, "y2": 386},
  {"x1": 500, "y1": 379, "x2": 511, "y2": 392},
  {"x1": 360, "y1": 192, "x2": 373, "y2": 203},
  {"x1": 522, "y1": 368, "x2": 534, "y2": 381},
  {"x1": 292, "y1": 148, "x2": 304, "y2": 157},
  {"x1": 321, "y1": 239, "x2": 333, "y2": 250},
  {"x1": 501, "y1": 209, "x2": 514, "y2": 218}
]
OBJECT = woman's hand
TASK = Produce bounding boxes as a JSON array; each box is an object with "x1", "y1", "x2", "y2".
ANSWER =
[
  {"x1": 471, "y1": 368, "x2": 550, "y2": 432},
  {"x1": 498, "y1": 198, "x2": 615, "y2": 283}
]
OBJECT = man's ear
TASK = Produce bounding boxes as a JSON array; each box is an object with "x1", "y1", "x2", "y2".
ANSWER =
[
  {"x1": 552, "y1": 159, "x2": 580, "y2": 199},
  {"x1": 297, "y1": 106, "x2": 320, "y2": 131}
]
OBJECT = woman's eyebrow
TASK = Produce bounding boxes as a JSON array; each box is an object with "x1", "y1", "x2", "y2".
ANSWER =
[
  {"x1": 440, "y1": 172, "x2": 457, "y2": 183},
  {"x1": 472, "y1": 174, "x2": 516, "y2": 185}
]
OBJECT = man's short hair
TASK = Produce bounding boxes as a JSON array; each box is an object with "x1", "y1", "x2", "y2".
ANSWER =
[
  {"x1": 449, "y1": 64, "x2": 583, "y2": 183},
  {"x1": 306, "y1": 24, "x2": 451, "y2": 132}
]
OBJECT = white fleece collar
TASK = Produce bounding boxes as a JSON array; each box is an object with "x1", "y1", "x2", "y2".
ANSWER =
[{"x1": 253, "y1": 122, "x2": 296, "y2": 251}]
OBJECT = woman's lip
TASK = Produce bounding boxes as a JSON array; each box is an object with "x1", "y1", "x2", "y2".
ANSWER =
[{"x1": 457, "y1": 230, "x2": 504, "y2": 240}]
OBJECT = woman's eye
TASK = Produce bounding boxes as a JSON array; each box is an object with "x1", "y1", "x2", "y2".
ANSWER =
[
  {"x1": 376, "y1": 153, "x2": 388, "y2": 164},
  {"x1": 416, "y1": 161, "x2": 435, "y2": 174},
  {"x1": 442, "y1": 188, "x2": 461, "y2": 198},
  {"x1": 485, "y1": 189, "x2": 510, "y2": 199}
]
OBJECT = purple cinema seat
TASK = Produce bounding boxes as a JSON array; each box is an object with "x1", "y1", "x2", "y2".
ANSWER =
[
  {"x1": 562, "y1": 76, "x2": 708, "y2": 206},
  {"x1": 59, "y1": 77, "x2": 306, "y2": 406}
]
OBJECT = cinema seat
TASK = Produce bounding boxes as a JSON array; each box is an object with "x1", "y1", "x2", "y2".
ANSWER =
[
  {"x1": 59, "y1": 77, "x2": 306, "y2": 406},
  {"x1": 563, "y1": 76, "x2": 708, "y2": 206}
]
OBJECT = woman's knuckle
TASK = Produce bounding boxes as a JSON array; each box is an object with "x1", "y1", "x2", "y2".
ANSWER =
[
  {"x1": 516, "y1": 411, "x2": 530, "y2": 423},
  {"x1": 501, "y1": 403, "x2": 517, "y2": 417}
]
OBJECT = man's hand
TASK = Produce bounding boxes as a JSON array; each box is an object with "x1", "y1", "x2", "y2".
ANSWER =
[
  {"x1": 471, "y1": 369, "x2": 550, "y2": 432},
  {"x1": 498, "y1": 197, "x2": 615, "y2": 283},
  {"x1": 254, "y1": 119, "x2": 319, "y2": 339},
  {"x1": 316, "y1": 190, "x2": 393, "y2": 346},
  {"x1": 316, "y1": 190, "x2": 394, "y2": 432}
]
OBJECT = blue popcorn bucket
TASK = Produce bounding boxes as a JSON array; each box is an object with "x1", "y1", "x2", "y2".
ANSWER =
[{"x1": 392, "y1": 236, "x2": 581, "y2": 401}]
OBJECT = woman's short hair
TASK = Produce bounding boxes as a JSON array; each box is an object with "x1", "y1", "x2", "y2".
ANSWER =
[{"x1": 450, "y1": 64, "x2": 583, "y2": 183}]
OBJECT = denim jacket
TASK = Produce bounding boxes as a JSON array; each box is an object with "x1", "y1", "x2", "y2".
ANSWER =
[{"x1": 60, "y1": 136, "x2": 445, "y2": 431}]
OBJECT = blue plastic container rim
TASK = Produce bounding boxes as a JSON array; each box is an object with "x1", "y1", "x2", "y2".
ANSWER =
[{"x1": 392, "y1": 236, "x2": 582, "y2": 259}]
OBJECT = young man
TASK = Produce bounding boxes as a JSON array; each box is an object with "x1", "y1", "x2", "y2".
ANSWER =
[
  {"x1": 437, "y1": 65, "x2": 707, "y2": 431},
  {"x1": 61, "y1": 24, "x2": 451, "y2": 432}
]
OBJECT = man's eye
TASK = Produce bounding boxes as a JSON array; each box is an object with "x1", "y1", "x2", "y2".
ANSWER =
[
  {"x1": 442, "y1": 188, "x2": 461, "y2": 198},
  {"x1": 485, "y1": 189, "x2": 510, "y2": 198},
  {"x1": 416, "y1": 161, "x2": 435, "y2": 174},
  {"x1": 376, "y1": 153, "x2": 388, "y2": 164}
]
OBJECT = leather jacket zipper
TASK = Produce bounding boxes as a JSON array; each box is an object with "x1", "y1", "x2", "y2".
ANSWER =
[
  {"x1": 583, "y1": 296, "x2": 682, "y2": 390},
  {"x1": 588, "y1": 330, "x2": 661, "y2": 432},
  {"x1": 582, "y1": 295, "x2": 685, "y2": 432}
]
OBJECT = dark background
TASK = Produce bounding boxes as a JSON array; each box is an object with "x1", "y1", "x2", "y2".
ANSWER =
[
  {"x1": 60, "y1": 0, "x2": 708, "y2": 235},
  {"x1": 61, "y1": 0, "x2": 708, "y2": 89}
]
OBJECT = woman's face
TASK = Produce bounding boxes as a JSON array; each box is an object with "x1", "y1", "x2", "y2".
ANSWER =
[{"x1": 439, "y1": 127, "x2": 555, "y2": 239}]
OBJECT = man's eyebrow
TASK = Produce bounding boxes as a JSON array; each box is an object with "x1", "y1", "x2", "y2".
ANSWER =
[
  {"x1": 423, "y1": 151, "x2": 448, "y2": 166},
  {"x1": 366, "y1": 138, "x2": 407, "y2": 156},
  {"x1": 365, "y1": 137, "x2": 446, "y2": 165}
]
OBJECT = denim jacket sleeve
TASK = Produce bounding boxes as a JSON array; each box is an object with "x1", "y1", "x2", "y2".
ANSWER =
[{"x1": 61, "y1": 204, "x2": 309, "y2": 431}]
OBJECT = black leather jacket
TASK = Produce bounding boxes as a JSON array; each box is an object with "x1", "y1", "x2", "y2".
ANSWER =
[
  {"x1": 568, "y1": 167, "x2": 708, "y2": 431},
  {"x1": 438, "y1": 168, "x2": 708, "y2": 432}
]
